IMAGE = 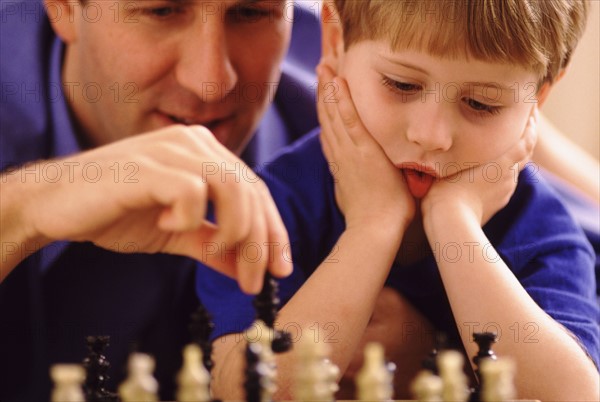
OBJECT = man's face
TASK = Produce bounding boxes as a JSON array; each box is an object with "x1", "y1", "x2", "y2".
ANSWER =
[{"x1": 58, "y1": 0, "x2": 293, "y2": 153}]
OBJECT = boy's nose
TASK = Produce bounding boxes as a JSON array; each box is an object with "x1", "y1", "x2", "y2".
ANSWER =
[
  {"x1": 405, "y1": 107, "x2": 453, "y2": 153},
  {"x1": 175, "y1": 20, "x2": 238, "y2": 103}
]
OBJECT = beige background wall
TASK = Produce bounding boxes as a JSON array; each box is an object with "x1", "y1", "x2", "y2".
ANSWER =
[{"x1": 542, "y1": 0, "x2": 599, "y2": 160}]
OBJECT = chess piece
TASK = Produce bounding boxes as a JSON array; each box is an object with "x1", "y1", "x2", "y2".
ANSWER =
[
  {"x1": 480, "y1": 358, "x2": 516, "y2": 402},
  {"x1": 422, "y1": 332, "x2": 448, "y2": 375},
  {"x1": 189, "y1": 303, "x2": 216, "y2": 373},
  {"x1": 50, "y1": 364, "x2": 86, "y2": 402},
  {"x1": 176, "y1": 344, "x2": 211, "y2": 402},
  {"x1": 247, "y1": 320, "x2": 278, "y2": 401},
  {"x1": 355, "y1": 342, "x2": 394, "y2": 401},
  {"x1": 82, "y1": 335, "x2": 118, "y2": 402},
  {"x1": 253, "y1": 272, "x2": 292, "y2": 353},
  {"x1": 118, "y1": 353, "x2": 159, "y2": 402},
  {"x1": 437, "y1": 350, "x2": 469, "y2": 402},
  {"x1": 411, "y1": 370, "x2": 443, "y2": 402},
  {"x1": 244, "y1": 342, "x2": 268, "y2": 402},
  {"x1": 293, "y1": 336, "x2": 339, "y2": 401},
  {"x1": 470, "y1": 332, "x2": 498, "y2": 401}
]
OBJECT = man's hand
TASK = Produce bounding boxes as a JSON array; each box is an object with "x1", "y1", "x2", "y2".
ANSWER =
[
  {"x1": 0, "y1": 125, "x2": 291, "y2": 293},
  {"x1": 316, "y1": 63, "x2": 415, "y2": 236}
]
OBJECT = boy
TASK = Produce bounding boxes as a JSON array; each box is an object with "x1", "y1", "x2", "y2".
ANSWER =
[{"x1": 196, "y1": 1, "x2": 599, "y2": 400}]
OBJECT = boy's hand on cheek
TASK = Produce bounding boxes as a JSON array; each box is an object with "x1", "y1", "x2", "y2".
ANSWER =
[
  {"x1": 316, "y1": 63, "x2": 415, "y2": 237},
  {"x1": 422, "y1": 111, "x2": 538, "y2": 227}
]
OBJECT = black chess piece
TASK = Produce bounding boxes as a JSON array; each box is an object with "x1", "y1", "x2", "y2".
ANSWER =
[
  {"x1": 244, "y1": 342, "x2": 264, "y2": 402},
  {"x1": 469, "y1": 332, "x2": 498, "y2": 402},
  {"x1": 189, "y1": 303, "x2": 216, "y2": 373},
  {"x1": 422, "y1": 332, "x2": 448, "y2": 375},
  {"x1": 253, "y1": 272, "x2": 292, "y2": 353},
  {"x1": 82, "y1": 335, "x2": 119, "y2": 402}
]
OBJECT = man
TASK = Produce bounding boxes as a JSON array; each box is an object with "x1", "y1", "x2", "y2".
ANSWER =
[
  {"x1": 0, "y1": 1, "x2": 319, "y2": 399},
  {"x1": 1, "y1": 0, "x2": 597, "y2": 400}
]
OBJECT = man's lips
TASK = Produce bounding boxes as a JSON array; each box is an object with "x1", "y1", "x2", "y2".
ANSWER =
[{"x1": 158, "y1": 110, "x2": 232, "y2": 130}]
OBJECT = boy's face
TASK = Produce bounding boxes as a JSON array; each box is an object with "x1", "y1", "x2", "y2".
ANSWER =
[
  {"x1": 53, "y1": 0, "x2": 292, "y2": 153},
  {"x1": 335, "y1": 40, "x2": 538, "y2": 197}
]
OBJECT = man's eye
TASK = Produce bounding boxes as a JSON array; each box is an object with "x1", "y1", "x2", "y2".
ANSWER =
[
  {"x1": 229, "y1": 6, "x2": 271, "y2": 22},
  {"x1": 145, "y1": 7, "x2": 177, "y2": 18}
]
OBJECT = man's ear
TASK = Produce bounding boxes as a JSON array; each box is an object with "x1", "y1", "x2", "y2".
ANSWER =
[
  {"x1": 44, "y1": 0, "x2": 78, "y2": 43},
  {"x1": 320, "y1": 1, "x2": 345, "y2": 72}
]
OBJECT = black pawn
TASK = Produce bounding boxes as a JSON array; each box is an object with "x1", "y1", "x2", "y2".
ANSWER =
[
  {"x1": 422, "y1": 332, "x2": 448, "y2": 375},
  {"x1": 82, "y1": 335, "x2": 119, "y2": 402},
  {"x1": 469, "y1": 332, "x2": 498, "y2": 402},
  {"x1": 189, "y1": 303, "x2": 216, "y2": 373},
  {"x1": 244, "y1": 343, "x2": 264, "y2": 402},
  {"x1": 253, "y1": 273, "x2": 292, "y2": 353}
]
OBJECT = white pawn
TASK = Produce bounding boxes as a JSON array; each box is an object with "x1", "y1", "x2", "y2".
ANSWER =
[
  {"x1": 50, "y1": 364, "x2": 85, "y2": 402},
  {"x1": 294, "y1": 336, "x2": 339, "y2": 401},
  {"x1": 176, "y1": 344, "x2": 211, "y2": 402},
  {"x1": 355, "y1": 342, "x2": 394, "y2": 401},
  {"x1": 437, "y1": 350, "x2": 469, "y2": 402},
  {"x1": 480, "y1": 357, "x2": 517, "y2": 402},
  {"x1": 410, "y1": 370, "x2": 443, "y2": 402},
  {"x1": 119, "y1": 353, "x2": 159, "y2": 402}
]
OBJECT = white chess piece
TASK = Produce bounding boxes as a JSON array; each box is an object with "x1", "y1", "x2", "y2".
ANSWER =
[
  {"x1": 294, "y1": 336, "x2": 339, "y2": 401},
  {"x1": 437, "y1": 350, "x2": 470, "y2": 402},
  {"x1": 118, "y1": 353, "x2": 159, "y2": 402},
  {"x1": 50, "y1": 364, "x2": 85, "y2": 402},
  {"x1": 480, "y1": 357, "x2": 517, "y2": 402},
  {"x1": 176, "y1": 344, "x2": 211, "y2": 402},
  {"x1": 356, "y1": 342, "x2": 394, "y2": 401},
  {"x1": 411, "y1": 370, "x2": 443, "y2": 402}
]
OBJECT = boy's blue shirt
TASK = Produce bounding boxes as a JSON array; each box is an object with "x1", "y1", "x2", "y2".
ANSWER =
[{"x1": 196, "y1": 128, "x2": 600, "y2": 369}]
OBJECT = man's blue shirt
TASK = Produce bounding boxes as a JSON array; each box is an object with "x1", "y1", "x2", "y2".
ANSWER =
[{"x1": 0, "y1": 1, "x2": 320, "y2": 400}]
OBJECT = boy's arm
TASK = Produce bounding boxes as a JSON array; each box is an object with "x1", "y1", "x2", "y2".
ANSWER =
[
  {"x1": 211, "y1": 64, "x2": 415, "y2": 400},
  {"x1": 421, "y1": 127, "x2": 599, "y2": 401}
]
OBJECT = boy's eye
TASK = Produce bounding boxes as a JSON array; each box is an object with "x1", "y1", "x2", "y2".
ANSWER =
[
  {"x1": 382, "y1": 76, "x2": 421, "y2": 95},
  {"x1": 464, "y1": 98, "x2": 501, "y2": 115}
]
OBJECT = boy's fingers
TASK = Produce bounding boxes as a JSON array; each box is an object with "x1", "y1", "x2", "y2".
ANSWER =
[{"x1": 333, "y1": 76, "x2": 373, "y2": 148}]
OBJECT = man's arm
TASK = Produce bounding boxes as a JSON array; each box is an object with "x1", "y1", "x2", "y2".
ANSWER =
[{"x1": 0, "y1": 125, "x2": 291, "y2": 292}]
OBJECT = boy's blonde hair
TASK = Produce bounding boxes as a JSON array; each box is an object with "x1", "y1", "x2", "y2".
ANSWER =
[{"x1": 332, "y1": 0, "x2": 587, "y2": 85}]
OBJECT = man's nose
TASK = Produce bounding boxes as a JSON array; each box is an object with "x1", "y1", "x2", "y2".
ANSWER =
[{"x1": 175, "y1": 20, "x2": 238, "y2": 103}]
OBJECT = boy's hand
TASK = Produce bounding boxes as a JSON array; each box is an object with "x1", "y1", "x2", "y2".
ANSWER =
[
  {"x1": 316, "y1": 63, "x2": 415, "y2": 235},
  {"x1": 422, "y1": 109, "x2": 538, "y2": 226},
  {"x1": 2, "y1": 125, "x2": 291, "y2": 293}
]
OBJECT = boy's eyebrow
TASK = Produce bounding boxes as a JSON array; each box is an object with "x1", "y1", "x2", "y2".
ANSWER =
[
  {"x1": 380, "y1": 56, "x2": 429, "y2": 75},
  {"x1": 463, "y1": 81, "x2": 513, "y2": 92}
]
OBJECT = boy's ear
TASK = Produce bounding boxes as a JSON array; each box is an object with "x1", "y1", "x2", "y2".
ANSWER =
[
  {"x1": 44, "y1": 0, "x2": 78, "y2": 43},
  {"x1": 320, "y1": 1, "x2": 345, "y2": 72},
  {"x1": 537, "y1": 69, "x2": 566, "y2": 107}
]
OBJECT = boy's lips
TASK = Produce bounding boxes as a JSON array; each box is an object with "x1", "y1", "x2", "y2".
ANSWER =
[{"x1": 397, "y1": 164, "x2": 438, "y2": 199}]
